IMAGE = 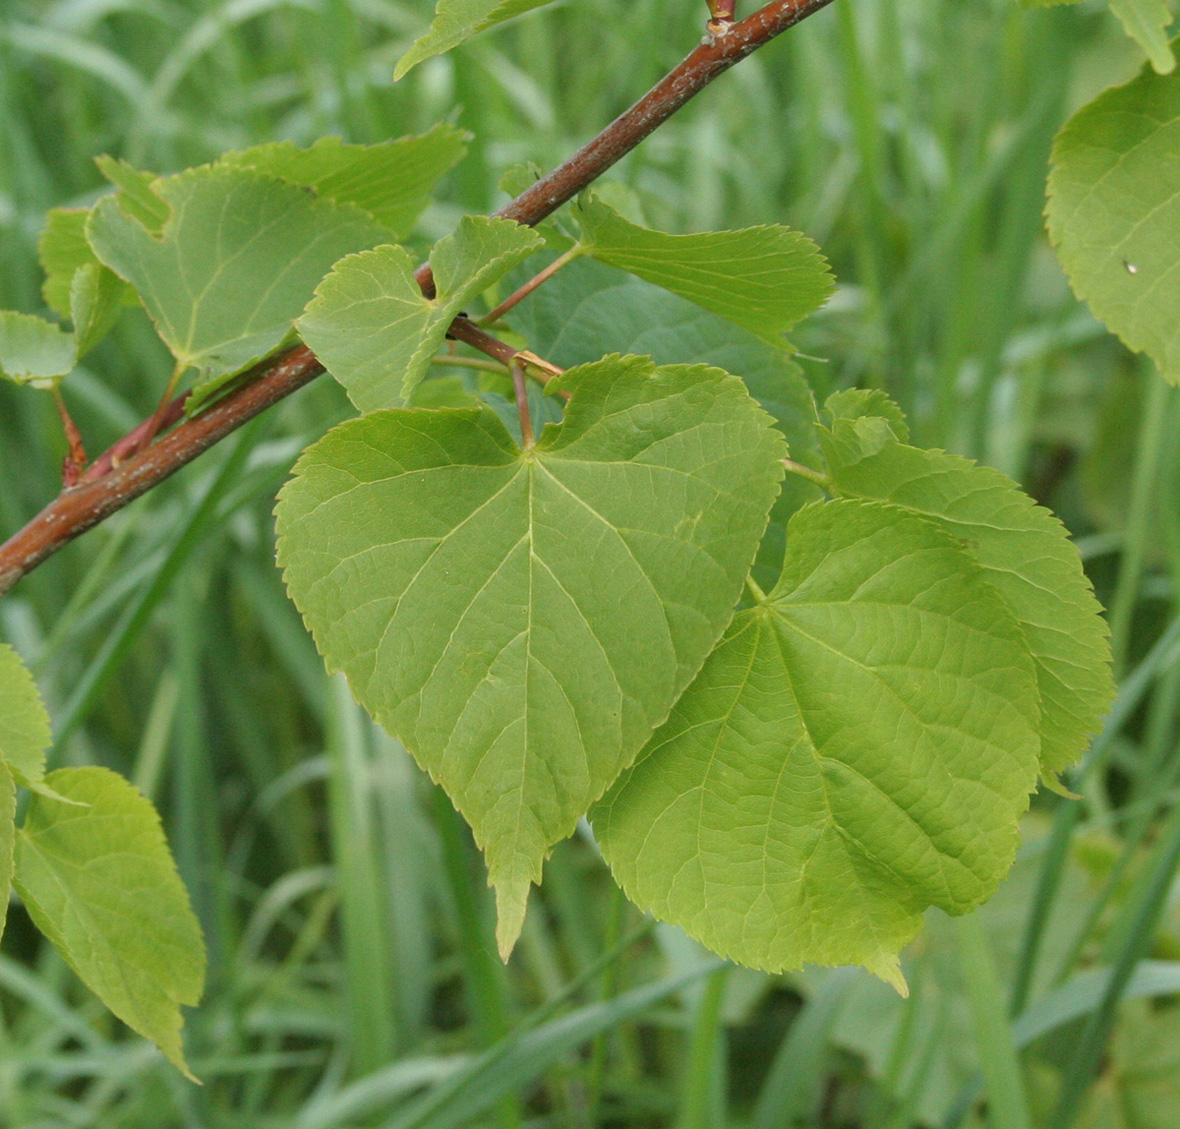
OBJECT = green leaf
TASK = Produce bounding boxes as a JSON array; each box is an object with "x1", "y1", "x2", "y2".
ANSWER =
[
  {"x1": 823, "y1": 388, "x2": 909, "y2": 441},
  {"x1": 593, "y1": 499, "x2": 1042, "y2": 985},
  {"x1": 219, "y1": 125, "x2": 467, "y2": 239},
  {"x1": 1047, "y1": 48, "x2": 1180, "y2": 381},
  {"x1": 818, "y1": 431, "x2": 1114, "y2": 778},
  {"x1": 297, "y1": 215, "x2": 544, "y2": 410},
  {"x1": 70, "y1": 263, "x2": 125, "y2": 358},
  {"x1": 0, "y1": 642, "x2": 52, "y2": 791},
  {"x1": 95, "y1": 155, "x2": 171, "y2": 235},
  {"x1": 0, "y1": 763, "x2": 13, "y2": 947},
  {"x1": 501, "y1": 255, "x2": 827, "y2": 588},
  {"x1": 0, "y1": 310, "x2": 76, "y2": 388},
  {"x1": 573, "y1": 197, "x2": 834, "y2": 346},
  {"x1": 394, "y1": 0, "x2": 557, "y2": 79},
  {"x1": 1109, "y1": 0, "x2": 1177, "y2": 74},
  {"x1": 38, "y1": 208, "x2": 135, "y2": 323},
  {"x1": 276, "y1": 356, "x2": 786, "y2": 955},
  {"x1": 13, "y1": 766, "x2": 206, "y2": 1078},
  {"x1": 1019, "y1": 0, "x2": 1174, "y2": 72},
  {"x1": 86, "y1": 164, "x2": 393, "y2": 387}
]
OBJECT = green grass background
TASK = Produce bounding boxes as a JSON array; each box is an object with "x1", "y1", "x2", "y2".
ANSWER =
[{"x1": 2, "y1": 0, "x2": 1180, "y2": 1125}]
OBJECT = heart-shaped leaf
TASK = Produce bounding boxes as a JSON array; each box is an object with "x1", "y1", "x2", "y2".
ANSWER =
[
  {"x1": 594, "y1": 499, "x2": 1042, "y2": 987},
  {"x1": 0, "y1": 310, "x2": 76, "y2": 388},
  {"x1": 14, "y1": 767, "x2": 206, "y2": 1077},
  {"x1": 87, "y1": 165, "x2": 393, "y2": 387},
  {"x1": 818, "y1": 420, "x2": 1113, "y2": 779},
  {"x1": 276, "y1": 356, "x2": 786, "y2": 954},
  {"x1": 1047, "y1": 47, "x2": 1180, "y2": 381},
  {"x1": 297, "y1": 215, "x2": 544, "y2": 410},
  {"x1": 219, "y1": 125, "x2": 467, "y2": 239}
]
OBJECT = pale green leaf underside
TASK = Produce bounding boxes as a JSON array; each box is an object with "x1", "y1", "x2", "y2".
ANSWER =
[
  {"x1": 395, "y1": 0, "x2": 557, "y2": 79},
  {"x1": 1047, "y1": 48, "x2": 1180, "y2": 381},
  {"x1": 1019, "y1": 0, "x2": 1175, "y2": 73},
  {"x1": 594, "y1": 500, "x2": 1042, "y2": 983},
  {"x1": 298, "y1": 215, "x2": 544, "y2": 410},
  {"x1": 219, "y1": 125, "x2": 467, "y2": 239},
  {"x1": 1110, "y1": 0, "x2": 1177, "y2": 74},
  {"x1": 0, "y1": 642, "x2": 52, "y2": 790},
  {"x1": 820, "y1": 433, "x2": 1114, "y2": 778},
  {"x1": 87, "y1": 165, "x2": 393, "y2": 382},
  {"x1": 13, "y1": 767, "x2": 206, "y2": 1078},
  {"x1": 70, "y1": 263, "x2": 125, "y2": 358},
  {"x1": 0, "y1": 310, "x2": 75, "y2": 388},
  {"x1": 276, "y1": 357, "x2": 786, "y2": 954},
  {"x1": 574, "y1": 197, "x2": 834, "y2": 346}
]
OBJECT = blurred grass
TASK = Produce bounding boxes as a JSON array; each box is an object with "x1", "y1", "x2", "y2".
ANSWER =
[{"x1": 2, "y1": 0, "x2": 1180, "y2": 1126}]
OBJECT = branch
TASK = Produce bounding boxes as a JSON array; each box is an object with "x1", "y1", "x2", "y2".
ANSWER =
[{"x1": 0, "y1": 0, "x2": 836, "y2": 597}]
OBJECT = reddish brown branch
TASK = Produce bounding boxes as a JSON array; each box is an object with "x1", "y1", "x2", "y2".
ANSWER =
[
  {"x1": 0, "y1": 0, "x2": 835, "y2": 597},
  {"x1": 0, "y1": 348, "x2": 323, "y2": 596}
]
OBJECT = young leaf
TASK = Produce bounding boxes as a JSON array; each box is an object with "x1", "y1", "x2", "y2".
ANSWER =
[
  {"x1": 1109, "y1": 0, "x2": 1176, "y2": 74},
  {"x1": 0, "y1": 642, "x2": 52, "y2": 793},
  {"x1": 593, "y1": 500, "x2": 1043, "y2": 986},
  {"x1": 818, "y1": 425, "x2": 1114, "y2": 779},
  {"x1": 0, "y1": 310, "x2": 76, "y2": 388},
  {"x1": 1047, "y1": 48, "x2": 1180, "y2": 381},
  {"x1": 219, "y1": 125, "x2": 467, "y2": 239},
  {"x1": 95, "y1": 155, "x2": 171, "y2": 235},
  {"x1": 297, "y1": 215, "x2": 544, "y2": 410},
  {"x1": 39, "y1": 208, "x2": 113, "y2": 318},
  {"x1": 70, "y1": 263, "x2": 125, "y2": 358},
  {"x1": 394, "y1": 0, "x2": 557, "y2": 79},
  {"x1": 13, "y1": 767, "x2": 206, "y2": 1078},
  {"x1": 87, "y1": 165, "x2": 393, "y2": 388},
  {"x1": 573, "y1": 197, "x2": 834, "y2": 346},
  {"x1": 276, "y1": 357, "x2": 786, "y2": 955}
]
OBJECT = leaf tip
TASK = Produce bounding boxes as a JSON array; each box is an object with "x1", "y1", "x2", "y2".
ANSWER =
[
  {"x1": 865, "y1": 956, "x2": 908, "y2": 998},
  {"x1": 494, "y1": 874, "x2": 531, "y2": 962}
]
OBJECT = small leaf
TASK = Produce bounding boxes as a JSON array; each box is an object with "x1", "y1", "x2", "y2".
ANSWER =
[
  {"x1": 276, "y1": 356, "x2": 786, "y2": 955},
  {"x1": 1047, "y1": 49, "x2": 1180, "y2": 381},
  {"x1": 298, "y1": 215, "x2": 544, "y2": 409},
  {"x1": 818, "y1": 425, "x2": 1114, "y2": 779},
  {"x1": 1109, "y1": 0, "x2": 1176, "y2": 74},
  {"x1": 574, "y1": 196, "x2": 834, "y2": 345},
  {"x1": 0, "y1": 310, "x2": 76, "y2": 388},
  {"x1": 0, "y1": 764, "x2": 13, "y2": 947},
  {"x1": 395, "y1": 0, "x2": 557, "y2": 79},
  {"x1": 0, "y1": 642, "x2": 52, "y2": 791},
  {"x1": 87, "y1": 165, "x2": 393, "y2": 386},
  {"x1": 38, "y1": 208, "x2": 135, "y2": 322},
  {"x1": 70, "y1": 263, "x2": 125, "y2": 358},
  {"x1": 594, "y1": 499, "x2": 1042, "y2": 983},
  {"x1": 95, "y1": 155, "x2": 171, "y2": 235},
  {"x1": 219, "y1": 125, "x2": 467, "y2": 239},
  {"x1": 824, "y1": 388, "x2": 909, "y2": 441},
  {"x1": 14, "y1": 767, "x2": 206, "y2": 1078}
]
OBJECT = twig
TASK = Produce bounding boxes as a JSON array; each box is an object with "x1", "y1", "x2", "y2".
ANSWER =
[
  {"x1": 0, "y1": 0, "x2": 837, "y2": 596},
  {"x1": 51, "y1": 386, "x2": 88, "y2": 488},
  {"x1": 0, "y1": 347, "x2": 323, "y2": 597},
  {"x1": 512, "y1": 362, "x2": 534, "y2": 448},
  {"x1": 479, "y1": 247, "x2": 584, "y2": 325}
]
